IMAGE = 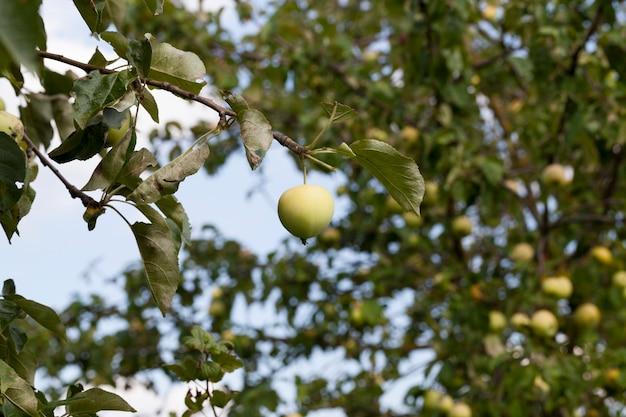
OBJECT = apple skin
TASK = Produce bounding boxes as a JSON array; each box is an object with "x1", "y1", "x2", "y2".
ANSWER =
[
  {"x1": 612, "y1": 271, "x2": 626, "y2": 288},
  {"x1": 510, "y1": 312, "x2": 530, "y2": 328},
  {"x1": 451, "y1": 216, "x2": 473, "y2": 237},
  {"x1": 541, "y1": 163, "x2": 570, "y2": 186},
  {"x1": 574, "y1": 303, "x2": 601, "y2": 328},
  {"x1": 590, "y1": 246, "x2": 613, "y2": 265},
  {"x1": 510, "y1": 243, "x2": 534, "y2": 262},
  {"x1": 106, "y1": 113, "x2": 131, "y2": 146},
  {"x1": 422, "y1": 390, "x2": 453, "y2": 413},
  {"x1": 449, "y1": 402, "x2": 472, "y2": 417},
  {"x1": 278, "y1": 184, "x2": 334, "y2": 243},
  {"x1": 0, "y1": 98, "x2": 5, "y2": 111},
  {"x1": 0, "y1": 111, "x2": 25, "y2": 148},
  {"x1": 400, "y1": 125, "x2": 419, "y2": 143},
  {"x1": 542, "y1": 276, "x2": 573, "y2": 299},
  {"x1": 530, "y1": 309, "x2": 558, "y2": 337},
  {"x1": 423, "y1": 181, "x2": 439, "y2": 204},
  {"x1": 488, "y1": 310, "x2": 507, "y2": 333}
]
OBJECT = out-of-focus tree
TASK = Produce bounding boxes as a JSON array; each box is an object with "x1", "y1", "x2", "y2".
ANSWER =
[{"x1": 3, "y1": 1, "x2": 626, "y2": 417}]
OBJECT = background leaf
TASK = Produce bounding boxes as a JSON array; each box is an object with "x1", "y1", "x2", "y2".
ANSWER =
[
  {"x1": 238, "y1": 109, "x2": 273, "y2": 170},
  {"x1": 0, "y1": 0, "x2": 46, "y2": 73}
]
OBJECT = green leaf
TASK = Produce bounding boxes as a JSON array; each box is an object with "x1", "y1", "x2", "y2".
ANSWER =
[
  {"x1": 321, "y1": 101, "x2": 357, "y2": 122},
  {"x1": 155, "y1": 195, "x2": 192, "y2": 245},
  {"x1": 139, "y1": 88, "x2": 159, "y2": 123},
  {"x1": 336, "y1": 139, "x2": 424, "y2": 215},
  {"x1": 238, "y1": 109, "x2": 273, "y2": 170},
  {"x1": 72, "y1": 0, "x2": 106, "y2": 34},
  {"x1": 143, "y1": 0, "x2": 164, "y2": 15},
  {"x1": 101, "y1": 31, "x2": 129, "y2": 59},
  {"x1": 221, "y1": 91, "x2": 249, "y2": 113},
  {"x1": 127, "y1": 38, "x2": 152, "y2": 78},
  {"x1": 127, "y1": 142, "x2": 210, "y2": 204},
  {"x1": 0, "y1": 359, "x2": 38, "y2": 417},
  {"x1": 213, "y1": 352, "x2": 244, "y2": 373},
  {"x1": 163, "y1": 357, "x2": 200, "y2": 382},
  {"x1": 19, "y1": 93, "x2": 53, "y2": 149},
  {"x1": 5, "y1": 295, "x2": 66, "y2": 340},
  {"x1": 48, "y1": 122, "x2": 107, "y2": 164},
  {"x1": 71, "y1": 70, "x2": 130, "y2": 129},
  {"x1": 82, "y1": 128, "x2": 136, "y2": 191},
  {"x1": 116, "y1": 148, "x2": 158, "y2": 189},
  {"x1": 2, "y1": 279, "x2": 16, "y2": 296},
  {"x1": 130, "y1": 205, "x2": 181, "y2": 316},
  {"x1": 148, "y1": 39, "x2": 206, "y2": 94},
  {"x1": 210, "y1": 390, "x2": 233, "y2": 409},
  {"x1": 66, "y1": 388, "x2": 136, "y2": 414},
  {"x1": 0, "y1": 134, "x2": 26, "y2": 212},
  {"x1": 0, "y1": 0, "x2": 46, "y2": 73}
]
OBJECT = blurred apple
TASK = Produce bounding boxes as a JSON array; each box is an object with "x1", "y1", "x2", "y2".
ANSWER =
[
  {"x1": 510, "y1": 243, "x2": 534, "y2": 262},
  {"x1": 488, "y1": 310, "x2": 507, "y2": 333},
  {"x1": 423, "y1": 389, "x2": 453, "y2": 413},
  {"x1": 542, "y1": 276, "x2": 573, "y2": 298},
  {"x1": 510, "y1": 312, "x2": 530, "y2": 328},
  {"x1": 530, "y1": 309, "x2": 558, "y2": 337},
  {"x1": 451, "y1": 216, "x2": 473, "y2": 237},
  {"x1": 574, "y1": 303, "x2": 601, "y2": 328},
  {"x1": 400, "y1": 125, "x2": 419, "y2": 143},
  {"x1": 612, "y1": 271, "x2": 626, "y2": 288},
  {"x1": 534, "y1": 375, "x2": 550, "y2": 394},
  {"x1": 590, "y1": 246, "x2": 613, "y2": 265},
  {"x1": 449, "y1": 402, "x2": 472, "y2": 417},
  {"x1": 423, "y1": 181, "x2": 439, "y2": 204},
  {"x1": 403, "y1": 211, "x2": 423, "y2": 227},
  {"x1": 541, "y1": 163, "x2": 571, "y2": 186}
]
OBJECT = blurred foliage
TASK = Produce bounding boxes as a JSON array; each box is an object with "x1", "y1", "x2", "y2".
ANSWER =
[{"x1": 5, "y1": 0, "x2": 626, "y2": 416}]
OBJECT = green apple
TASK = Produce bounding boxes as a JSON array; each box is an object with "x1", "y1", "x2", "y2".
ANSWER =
[
  {"x1": 106, "y1": 112, "x2": 131, "y2": 146},
  {"x1": 590, "y1": 246, "x2": 613, "y2": 265},
  {"x1": 400, "y1": 125, "x2": 419, "y2": 143},
  {"x1": 278, "y1": 184, "x2": 334, "y2": 244},
  {"x1": 209, "y1": 299, "x2": 226, "y2": 316},
  {"x1": 510, "y1": 312, "x2": 530, "y2": 328},
  {"x1": 318, "y1": 226, "x2": 341, "y2": 245},
  {"x1": 574, "y1": 303, "x2": 601, "y2": 328},
  {"x1": 530, "y1": 309, "x2": 558, "y2": 337},
  {"x1": 449, "y1": 402, "x2": 472, "y2": 417},
  {"x1": 423, "y1": 181, "x2": 439, "y2": 204},
  {"x1": 534, "y1": 375, "x2": 550, "y2": 394},
  {"x1": 423, "y1": 390, "x2": 453, "y2": 413},
  {"x1": 483, "y1": 4, "x2": 497, "y2": 20},
  {"x1": 542, "y1": 276, "x2": 573, "y2": 298},
  {"x1": 488, "y1": 310, "x2": 507, "y2": 333},
  {"x1": 385, "y1": 195, "x2": 404, "y2": 215},
  {"x1": 366, "y1": 127, "x2": 388, "y2": 142},
  {"x1": 612, "y1": 271, "x2": 626, "y2": 288},
  {"x1": 451, "y1": 216, "x2": 473, "y2": 237},
  {"x1": 0, "y1": 110, "x2": 26, "y2": 150},
  {"x1": 541, "y1": 163, "x2": 571, "y2": 186},
  {"x1": 0, "y1": 97, "x2": 5, "y2": 111},
  {"x1": 403, "y1": 211, "x2": 423, "y2": 227},
  {"x1": 510, "y1": 242, "x2": 534, "y2": 262}
]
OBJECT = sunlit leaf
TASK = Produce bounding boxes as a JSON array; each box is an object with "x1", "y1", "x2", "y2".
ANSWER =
[
  {"x1": 66, "y1": 388, "x2": 136, "y2": 414},
  {"x1": 71, "y1": 70, "x2": 130, "y2": 129},
  {"x1": 127, "y1": 142, "x2": 210, "y2": 204},
  {"x1": 148, "y1": 39, "x2": 206, "y2": 94},
  {"x1": 337, "y1": 139, "x2": 424, "y2": 215},
  {"x1": 5, "y1": 295, "x2": 66, "y2": 341},
  {"x1": 0, "y1": 359, "x2": 38, "y2": 416}
]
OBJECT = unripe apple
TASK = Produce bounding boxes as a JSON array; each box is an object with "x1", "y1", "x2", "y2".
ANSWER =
[
  {"x1": 590, "y1": 246, "x2": 612, "y2": 265},
  {"x1": 366, "y1": 127, "x2": 388, "y2": 142},
  {"x1": 542, "y1": 276, "x2": 573, "y2": 298},
  {"x1": 541, "y1": 163, "x2": 571, "y2": 186},
  {"x1": 534, "y1": 375, "x2": 550, "y2": 394},
  {"x1": 106, "y1": 112, "x2": 131, "y2": 146},
  {"x1": 209, "y1": 299, "x2": 226, "y2": 316},
  {"x1": 488, "y1": 310, "x2": 507, "y2": 333},
  {"x1": 510, "y1": 242, "x2": 534, "y2": 262},
  {"x1": 530, "y1": 309, "x2": 558, "y2": 337},
  {"x1": 451, "y1": 216, "x2": 473, "y2": 237},
  {"x1": 574, "y1": 303, "x2": 601, "y2": 328},
  {"x1": 0, "y1": 98, "x2": 5, "y2": 111},
  {"x1": 423, "y1": 181, "x2": 439, "y2": 204},
  {"x1": 449, "y1": 402, "x2": 472, "y2": 417},
  {"x1": 318, "y1": 226, "x2": 341, "y2": 245},
  {"x1": 483, "y1": 4, "x2": 497, "y2": 20},
  {"x1": 510, "y1": 312, "x2": 530, "y2": 328},
  {"x1": 400, "y1": 125, "x2": 419, "y2": 143},
  {"x1": 277, "y1": 184, "x2": 334, "y2": 244},
  {"x1": 423, "y1": 390, "x2": 453, "y2": 413},
  {"x1": 403, "y1": 211, "x2": 423, "y2": 227},
  {"x1": 605, "y1": 368, "x2": 621, "y2": 389},
  {"x1": 0, "y1": 110, "x2": 25, "y2": 149},
  {"x1": 385, "y1": 195, "x2": 404, "y2": 215},
  {"x1": 612, "y1": 271, "x2": 626, "y2": 288}
]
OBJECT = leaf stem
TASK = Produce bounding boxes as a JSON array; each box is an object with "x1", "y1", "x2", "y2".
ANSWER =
[{"x1": 306, "y1": 101, "x2": 337, "y2": 150}]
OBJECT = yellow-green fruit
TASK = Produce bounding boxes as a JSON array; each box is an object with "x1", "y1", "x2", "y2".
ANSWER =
[
  {"x1": 451, "y1": 216, "x2": 473, "y2": 237},
  {"x1": 534, "y1": 375, "x2": 551, "y2": 394},
  {"x1": 423, "y1": 181, "x2": 439, "y2": 204},
  {"x1": 449, "y1": 402, "x2": 472, "y2": 417},
  {"x1": 278, "y1": 184, "x2": 334, "y2": 243},
  {"x1": 0, "y1": 110, "x2": 25, "y2": 147},
  {"x1": 510, "y1": 242, "x2": 534, "y2": 262},
  {"x1": 530, "y1": 309, "x2": 558, "y2": 337},
  {"x1": 423, "y1": 390, "x2": 453, "y2": 413},
  {"x1": 574, "y1": 303, "x2": 601, "y2": 328},
  {"x1": 0, "y1": 98, "x2": 5, "y2": 111},
  {"x1": 510, "y1": 312, "x2": 530, "y2": 328},
  {"x1": 106, "y1": 113, "x2": 131, "y2": 146},
  {"x1": 318, "y1": 226, "x2": 341, "y2": 245},
  {"x1": 400, "y1": 125, "x2": 419, "y2": 143},
  {"x1": 612, "y1": 271, "x2": 626, "y2": 288},
  {"x1": 403, "y1": 211, "x2": 423, "y2": 227},
  {"x1": 541, "y1": 163, "x2": 570, "y2": 186},
  {"x1": 590, "y1": 246, "x2": 613, "y2": 265},
  {"x1": 488, "y1": 310, "x2": 507, "y2": 333},
  {"x1": 542, "y1": 276, "x2": 573, "y2": 299}
]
